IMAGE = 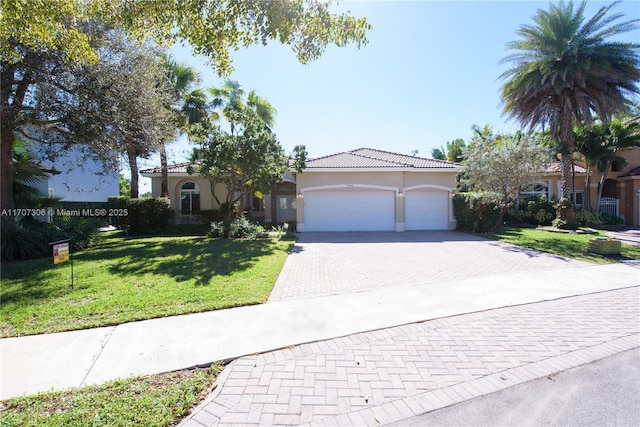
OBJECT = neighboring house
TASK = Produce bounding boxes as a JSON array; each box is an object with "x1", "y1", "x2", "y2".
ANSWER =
[
  {"x1": 32, "y1": 144, "x2": 119, "y2": 202},
  {"x1": 530, "y1": 148, "x2": 640, "y2": 226},
  {"x1": 583, "y1": 148, "x2": 640, "y2": 227},
  {"x1": 524, "y1": 162, "x2": 588, "y2": 207},
  {"x1": 141, "y1": 148, "x2": 461, "y2": 231}
]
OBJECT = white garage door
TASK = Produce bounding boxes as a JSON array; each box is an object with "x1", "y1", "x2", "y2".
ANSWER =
[
  {"x1": 405, "y1": 190, "x2": 449, "y2": 230},
  {"x1": 304, "y1": 190, "x2": 395, "y2": 232}
]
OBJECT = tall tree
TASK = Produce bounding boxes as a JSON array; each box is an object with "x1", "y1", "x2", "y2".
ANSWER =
[
  {"x1": 74, "y1": 32, "x2": 175, "y2": 198},
  {"x1": 161, "y1": 57, "x2": 207, "y2": 197},
  {"x1": 499, "y1": 0, "x2": 639, "y2": 219},
  {"x1": 431, "y1": 138, "x2": 466, "y2": 162},
  {"x1": 462, "y1": 133, "x2": 551, "y2": 231},
  {"x1": 1, "y1": 0, "x2": 371, "y2": 222},
  {"x1": 198, "y1": 81, "x2": 282, "y2": 213},
  {"x1": 189, "y1": 109, "x2": 289, "y2": 220},
  {"x1": 431, "y1": 147, "x2": 446, "y2": 160}
]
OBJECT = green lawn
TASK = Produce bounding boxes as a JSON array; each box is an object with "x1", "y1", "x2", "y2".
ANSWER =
[
  {"x1": 1, "y1": 234, "x2": 294, "y2": 337},
  {"x1": 0, "y1": 364, "x2": 222, "y2": 426},
  {"x1": 486, "y1": 227, "x2": 640, "y2": 263}
]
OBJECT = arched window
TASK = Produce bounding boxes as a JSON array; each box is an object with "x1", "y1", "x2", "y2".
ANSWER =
[{"x1": 180, "y1": 182, "x2": 200, "y2": 215}]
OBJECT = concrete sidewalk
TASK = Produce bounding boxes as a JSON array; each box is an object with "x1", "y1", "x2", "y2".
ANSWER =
[{"x1": 1, "y1": 262, "x2": 638, "y2": 400}]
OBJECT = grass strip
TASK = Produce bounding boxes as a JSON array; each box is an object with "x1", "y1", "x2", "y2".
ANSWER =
[
  {"x1": 485, "y1": 227, "x2": 640, "y2": 263},
  {"x1": 0, "y1": 364, "x2": 222, "y2": 427}
]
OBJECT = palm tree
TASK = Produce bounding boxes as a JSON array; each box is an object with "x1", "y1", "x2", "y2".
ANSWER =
[
  {"x1": 12, "y1": 138, "x2": 60, "y2": 210},
  {"x1": 209, "y1": 80, "x2": 277, "y2": 133},
  {"x1": 500, "y1": 1, "x2": 639, "y2": 218},
  {"x1": 574, "y1": 123, "x2": 624, "y2": 210},
  {"x1": 161, "y1": 57, "x2": 206, "y2": 198},
  {"x1": 592, "y1": 119, "x2": 640, "y2": 211},
  {"x1": 206, "y1": 80, "x2": 277, "y2": 212},
  {"x1": 247, "y1": 90, "x2": 277, "y2": 129}
]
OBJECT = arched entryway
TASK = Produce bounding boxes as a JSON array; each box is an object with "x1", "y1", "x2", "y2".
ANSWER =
[
  {"x1": 180, "y1": 182, "x2": 201, "y2": 215},
  {"x1": 601, "y1": 179, "x2": 619, "y2": 198}
]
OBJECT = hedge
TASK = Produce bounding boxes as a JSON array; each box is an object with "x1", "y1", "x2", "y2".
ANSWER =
[
  {"x1": 107, "y1": 197, "x2": 171, "y2": 235},
  {"x1": 452, "y1": 192, "x2": 500, "y2": 232}
]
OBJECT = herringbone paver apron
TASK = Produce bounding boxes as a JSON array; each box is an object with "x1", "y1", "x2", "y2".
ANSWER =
[{"x1": 182, "y1": 286, "x2": 640, "y2": 426}]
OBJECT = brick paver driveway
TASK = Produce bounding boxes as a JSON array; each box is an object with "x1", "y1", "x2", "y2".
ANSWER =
[
  {"x1": 182, "y1": 286, "x2": 639, "y2": 426},
  {"x1": 269, "y1": 231, "x2": 590, "y2": 301}
]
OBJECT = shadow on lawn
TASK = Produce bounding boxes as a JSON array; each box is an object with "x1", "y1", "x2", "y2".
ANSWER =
[
  {"x1": 487, "y1": 228, "x2": 616, "y2": 263},
  {"x1": 85, "y1": 237, "x2": 283, "y2": 286},
  {"x1": 1, "y1": 238, "x2": 287, "y2": 306}
]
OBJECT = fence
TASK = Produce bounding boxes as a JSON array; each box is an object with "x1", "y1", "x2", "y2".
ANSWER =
[{"x1": 599, "y1": 197, "x2": 619, "y2": 217}]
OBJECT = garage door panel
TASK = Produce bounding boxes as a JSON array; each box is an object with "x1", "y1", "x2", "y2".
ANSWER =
[
  {"x1": 305, "y1": 191, "x2": 394, "y2": 232},
  {"x1": 405, "y1": 191, "x2": 448, "y2": 230}
]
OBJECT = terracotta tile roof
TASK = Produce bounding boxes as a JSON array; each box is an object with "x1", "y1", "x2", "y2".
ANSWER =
[
  {"x1": 305, "y1": 148, "x2": 459, "y2": 169},
  {"x1": 140, "y1": 162, "x2": 191, "y2": 175},
  {"x1": 544, "y1": 162, "x2": 587, "y2": 174},
  {"x1": 619, "y1": 166, "x2": 640, "y2": 177}
]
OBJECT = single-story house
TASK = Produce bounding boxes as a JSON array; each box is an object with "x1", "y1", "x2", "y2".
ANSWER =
[
  {"x1": 141, "y1": 148, "x2": 461, "y2": 231},
  {"x1": 141, "y1": 146, "x2": 640, "y2": 229},
  {"x1": 295, "y1": 148, "x2": 460, "y2": 232}
]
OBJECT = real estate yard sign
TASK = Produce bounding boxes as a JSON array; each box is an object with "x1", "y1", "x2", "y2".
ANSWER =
[
  {"x1": 53, "y1": 242, "x2": 69, "y2": 264},
  {"x1": 50, "y1": 239, "x2": 74, "y2": 287}
]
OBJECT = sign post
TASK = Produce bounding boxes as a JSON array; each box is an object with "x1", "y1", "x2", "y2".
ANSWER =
[{"x1": 50, "y1": 239, "x2": 74, "y2": 288}]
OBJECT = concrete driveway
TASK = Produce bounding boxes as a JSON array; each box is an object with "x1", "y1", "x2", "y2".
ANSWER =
[{"x1": 269, "y1": 231, "x2": 590, "y2": 301}]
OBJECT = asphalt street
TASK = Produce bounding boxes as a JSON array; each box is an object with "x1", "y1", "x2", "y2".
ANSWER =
[{"x1": 391, "y1": 348, "x2": 640, "y2": 427}]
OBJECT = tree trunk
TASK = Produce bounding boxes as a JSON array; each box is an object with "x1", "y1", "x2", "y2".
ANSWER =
[
  {"x1": 1, "y1": 63, "x2": 31, "y2": 226},
  {"x1": 596, "y1": 160, "x2": 612, "y2": 212},
  {"x1": 558, "y1": 152, "x2": 574, "y2": 220},
  {"x1": 127, "y1": 148, "x2": 139, "y2": 198},
  {"x1": 0, "y1": 126, "x2": 16, "y2": 225},
  {"x1": 560, "y1": 153, "x2": 573, "y2": 200},
  {"x1": 159, "y1": 141, "x2": 169, "y2": 198},
  {"x1": 494, "y1": 206, "x2": 508, "y2": 232},
  {"x1": 208, "y1": 177, "x2": 222, "y2": 207},
  {"x1": 582, "y1": 163, "x2": 591, "y2": 212}
]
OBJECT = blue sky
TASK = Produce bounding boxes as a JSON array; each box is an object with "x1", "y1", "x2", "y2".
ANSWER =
[{"x1": 138, "y1": 0, "x2": 639, "y2": 192}]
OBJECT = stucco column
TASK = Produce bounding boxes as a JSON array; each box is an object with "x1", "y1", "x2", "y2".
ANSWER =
[
  {"x1": 395, "y1": 190, "x2": 405, "y2": 232},
  {"x1": 296, "y1": 193, "x2": 305, "y2": 232}
]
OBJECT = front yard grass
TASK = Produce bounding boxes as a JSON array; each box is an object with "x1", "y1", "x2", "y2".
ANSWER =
[
  {"x1": 0, "y1": 364, "x2": 222, "y2": 426},
  {"x1": 486, "y1": 227, "x2": 640, "y2": 263},
  {"x1": 1, "y1": 234, "x2": 294, "y2": 337}
]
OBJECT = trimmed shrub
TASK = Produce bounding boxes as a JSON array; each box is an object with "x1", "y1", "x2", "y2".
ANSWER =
[
  {"x1": 108, "y1": 197, "x2": 171, "y2": 235},
  {"x1": 208, "y1": 221, "x2": 228, "y2": 238},
  {"x1": 600, "y1": 212, "x2": 624, "y2": 225},
  {"x1": 508, "y1": 195, "x2": 556, "y2": 226},
  {"x1": 229, "y1": 216, "x2": 256, "y2": 238},
  {"x1": 574, "y1": 210, "x2": 604, "y2": 228},
  {"x1": 452, "y1": 192, "x2": 500, "y2": 232},
  {"x1": 208, "y1": 217, "x2": 270, "y2": 239}
]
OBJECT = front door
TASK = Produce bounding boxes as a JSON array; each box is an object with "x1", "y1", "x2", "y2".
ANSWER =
[{"x1": 276, "y1": 195, "x2": 297, "y2": 223}]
